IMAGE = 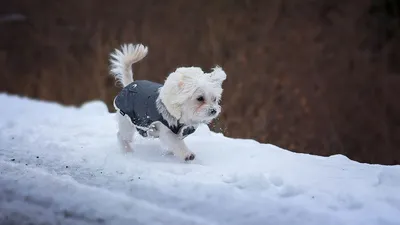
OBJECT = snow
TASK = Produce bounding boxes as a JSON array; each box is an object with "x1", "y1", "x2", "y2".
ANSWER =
[{"x1": 0, "y1": 93, "x2": 400, "y2": 225}]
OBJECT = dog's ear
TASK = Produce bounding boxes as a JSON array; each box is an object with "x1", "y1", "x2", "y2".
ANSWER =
[
  {"x1": 159, "y1": 72, "x2": 184, "y2": 119},
  {"x1": 159, "y1": 68, "x2": 200, "y2": 120},
  {"x1": 208, "y1": 66, "x2": 226, "y2": 86},
  {"x1": 175, "y1": 67, "x2": 203, "y2": 94}
]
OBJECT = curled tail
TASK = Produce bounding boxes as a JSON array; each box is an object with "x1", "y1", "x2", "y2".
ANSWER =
[{"x1": 109, "y1": 43, "x2": 148, "y2": 87}]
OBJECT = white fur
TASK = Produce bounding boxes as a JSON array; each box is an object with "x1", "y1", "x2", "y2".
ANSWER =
[
  {"x1": 109, "y1": 43, "x2": 226, "y2": 161},
  {"x1": 110, "y1": 43, "x2": 148, "y2": 87},
  {"x1": 116, "y1": 112, "x2": 135, "y2": 152}
]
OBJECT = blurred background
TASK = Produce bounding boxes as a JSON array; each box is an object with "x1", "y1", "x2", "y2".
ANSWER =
[{"x1": 0, "y1": 0, "x2": 399, "y2": 165}]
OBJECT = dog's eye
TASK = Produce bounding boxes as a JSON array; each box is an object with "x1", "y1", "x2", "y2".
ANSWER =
[
  {"x1": 212, "y1": 97, "x2": 217, "y2": 102},
  {"x1": 197, "y1": 96, "x2": 204, "y2": 102}
]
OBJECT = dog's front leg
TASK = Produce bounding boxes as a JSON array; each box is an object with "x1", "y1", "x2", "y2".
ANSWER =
[{"x1": 159, "y1": 127, "x2": 195, "y2": 161}]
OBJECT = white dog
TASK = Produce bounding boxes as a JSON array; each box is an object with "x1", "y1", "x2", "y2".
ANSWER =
[{"x1": 109, "y1": 43, "x2": 226, "y2": 161}]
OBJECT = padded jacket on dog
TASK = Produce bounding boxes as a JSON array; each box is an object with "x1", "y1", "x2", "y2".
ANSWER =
[{"x1": 114, "y1": 80, "x2": 196, "y2": 138}]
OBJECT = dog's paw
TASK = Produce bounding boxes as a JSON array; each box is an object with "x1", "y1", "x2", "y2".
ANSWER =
[
  {"x1": 123, "y1": 144, "x2": 133, "y2": 153},
  {"x1": 184, "y1": 153, "x2": 196, "y2": 161}
]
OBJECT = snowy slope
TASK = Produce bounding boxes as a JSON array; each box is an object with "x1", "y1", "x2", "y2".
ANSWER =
[{"x1": 0, "y1": 93, "x2": 399, "y2": 225}]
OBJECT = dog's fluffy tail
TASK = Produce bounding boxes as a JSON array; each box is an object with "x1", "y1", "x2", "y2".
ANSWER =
[{"x1": 109, "y1": 43, "x2": 148, "y2": 87}]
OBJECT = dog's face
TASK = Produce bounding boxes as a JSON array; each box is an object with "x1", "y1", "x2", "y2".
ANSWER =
[
  {"x1": 181, "y1": 81, "x2": 222, "y2": 123},
  {"x1": 159, "y1": 66, "x2": 226, "y2": 125}
]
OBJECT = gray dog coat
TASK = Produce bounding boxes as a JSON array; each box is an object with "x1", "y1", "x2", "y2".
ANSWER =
[{"x1": 114, "y1": 80, "x2": 196, "y2": 138}]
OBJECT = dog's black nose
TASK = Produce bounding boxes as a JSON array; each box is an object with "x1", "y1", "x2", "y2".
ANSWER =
[{"x1": 209, "y1": 109, "x2": 217, "y2": 115}]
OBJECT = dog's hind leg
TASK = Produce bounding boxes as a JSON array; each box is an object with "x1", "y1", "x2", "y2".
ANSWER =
[{"x1": 116, "y1": 111, "x2": 135, "y2": 152}]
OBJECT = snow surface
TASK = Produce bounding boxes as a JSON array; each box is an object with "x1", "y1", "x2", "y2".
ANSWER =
[{"x1": 0, "y1": 93, "x2": 400, "y2": 225}]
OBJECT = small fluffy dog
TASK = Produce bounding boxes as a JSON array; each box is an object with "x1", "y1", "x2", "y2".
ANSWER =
[{"x1": 109, "y1": 43, "x2": 226, "y2": 161}]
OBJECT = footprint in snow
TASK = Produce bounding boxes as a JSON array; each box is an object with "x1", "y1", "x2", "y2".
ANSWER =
[
  {"x1": 269, "y1": 175, "x2": 284, "y2": 187},
  {"x1": 328, "y1": 193, "x2": 363, "y2": 211},
  {"x1": 277, "y1": 185, "x2": 304, "y2": 198},
  {"x1": 385, "y1": 198, "x2": 400, "y2": 212},
  {"x1": 375, "y1": 168, "x2": 400, "y2": 187},
  {"x1": 222, "y1": 173, "x2": 305, "y2": 198},
  {"x1": 222, "y1": 173, "x2": 270, "y2": 191}
]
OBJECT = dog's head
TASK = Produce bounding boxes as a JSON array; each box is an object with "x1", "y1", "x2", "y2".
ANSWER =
[{"x1": 159, "y1": 66, "x2": 226, "y2": 125}]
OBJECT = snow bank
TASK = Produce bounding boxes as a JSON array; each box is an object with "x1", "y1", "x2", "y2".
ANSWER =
[{"x1": 0, "y1": 93, "x2": 399, "y2": 225}]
